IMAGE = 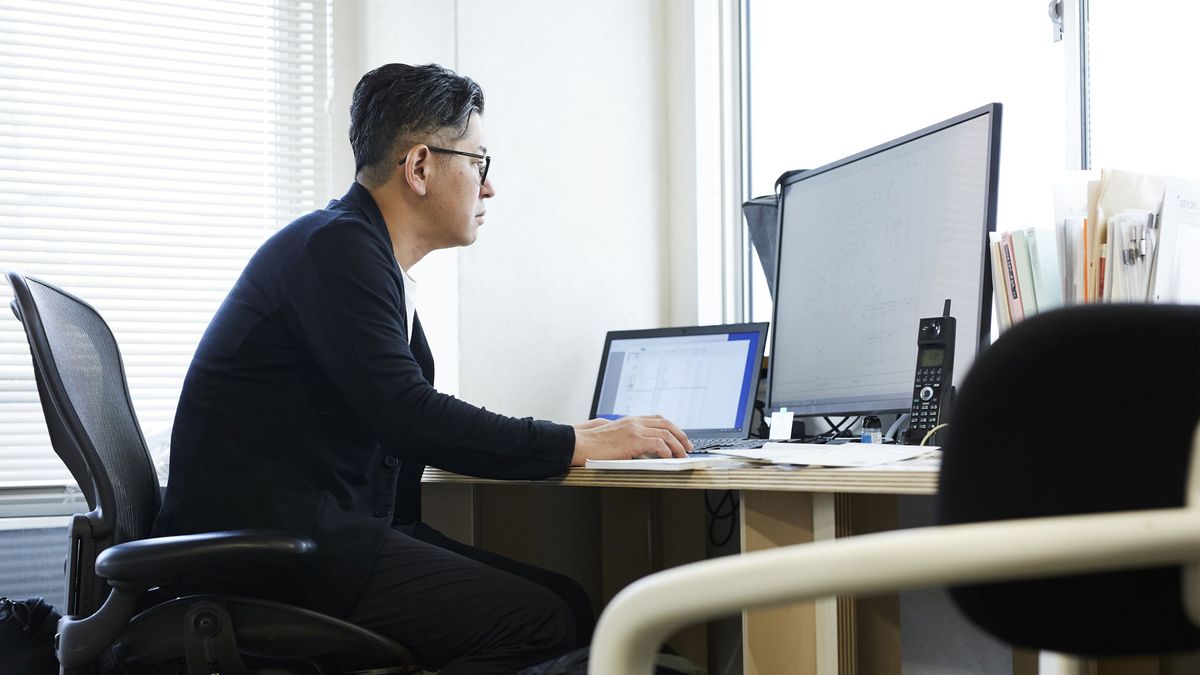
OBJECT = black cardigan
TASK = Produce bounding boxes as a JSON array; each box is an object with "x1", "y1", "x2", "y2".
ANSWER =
[{"x1": 152, "y1": 182, "x2": 574, "y2": 616}]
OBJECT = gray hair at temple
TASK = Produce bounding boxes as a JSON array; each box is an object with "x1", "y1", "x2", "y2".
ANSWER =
[{"x1": 350, "y1": 63, "x2": 485, "y2": 188}]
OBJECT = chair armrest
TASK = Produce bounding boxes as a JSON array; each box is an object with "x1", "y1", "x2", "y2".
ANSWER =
[
  {"x1": 588, "y1": 508, "x2": 1200, "y2": 675},
  {"x1": 95, "y1": 530, "x2": 316, "y2": 583}
]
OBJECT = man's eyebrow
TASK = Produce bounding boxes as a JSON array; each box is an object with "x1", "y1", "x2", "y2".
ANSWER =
[{"x1": 478, "y1": 145, "x2": 487, "y2": 154}]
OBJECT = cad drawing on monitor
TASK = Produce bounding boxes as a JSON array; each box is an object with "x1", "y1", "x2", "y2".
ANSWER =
[{"x1": 767, "y1": 103, "x2": 1002, "y2": 418}]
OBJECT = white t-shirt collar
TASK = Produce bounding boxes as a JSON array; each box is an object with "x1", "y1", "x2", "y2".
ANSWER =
[{"x1": 400, "y1": 265, "x2": 418, "y2": 342}]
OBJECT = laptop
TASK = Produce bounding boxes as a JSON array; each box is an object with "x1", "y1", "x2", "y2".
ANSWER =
[{"x1": 588, "y1": 323, "x2": 770, "y2": 452}]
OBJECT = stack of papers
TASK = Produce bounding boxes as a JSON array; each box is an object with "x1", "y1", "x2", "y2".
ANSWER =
[
  {"x1": 709, "y1": 443, "x2": 936, "y2": 468},
  {"x1": 585, "y1": 456, "x2": 747, "y2": 471},
  {"x1": 1047, "y1": 170, "x2": 1200, "y2": 309},
  {"x1": 583, "y1": 444, "x2": 937, "y2": 471}
]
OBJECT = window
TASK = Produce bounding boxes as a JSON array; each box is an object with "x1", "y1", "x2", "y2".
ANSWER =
[
  {"x1": 0, "y1": 0, "x2": 332, "y2": 488},
  {"x1": 740, "y1": 1, "x2": 1199, "y2": 324},
  {"x1": 1087, "y1": 0, "x2": 1200, "y2": 176},
  {"x1": 743, "y1": 1, "x2": 1067, "y2": 323}
]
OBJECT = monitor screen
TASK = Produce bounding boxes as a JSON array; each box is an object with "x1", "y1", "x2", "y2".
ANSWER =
[
  {"x1": 590, "y1": 324, "x2": 768, "y2": 435},
  {"x1": 767, "y1": 104, "x2": 1001, "y2": 416}
]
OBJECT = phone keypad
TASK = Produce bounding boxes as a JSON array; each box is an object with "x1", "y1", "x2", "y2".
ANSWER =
[{"x1": 910, "y1": 366, "x2": 943, "y2": 430}]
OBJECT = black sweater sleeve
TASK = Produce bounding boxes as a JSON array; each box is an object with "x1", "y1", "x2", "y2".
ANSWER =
[{"x1": 283, "y1": 216, "x2": 573, "y2": 479}]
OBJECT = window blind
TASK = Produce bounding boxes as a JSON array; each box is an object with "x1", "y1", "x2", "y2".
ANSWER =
[{"x1": 0, "y1": 0, "x2": 332, "y2": 488}]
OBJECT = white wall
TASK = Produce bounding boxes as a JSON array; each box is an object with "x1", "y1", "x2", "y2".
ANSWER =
[
  {"x1": 334, "y1": 0, "x2": 724, "y2": 422},
  {"x1": 453, "y1": 0, "x2": 671, "y2": 421},
  {"x1": 332, "y1": 0, "x2": 463, "y2": 397}
]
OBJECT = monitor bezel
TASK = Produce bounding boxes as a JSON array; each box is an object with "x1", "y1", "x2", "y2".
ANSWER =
[
  {"x1": 766, "y1": 103, "x2": 1002, "y2": 416},
  {"x1": 589, "y1": 322, "x2": 770, "y2": 436}
]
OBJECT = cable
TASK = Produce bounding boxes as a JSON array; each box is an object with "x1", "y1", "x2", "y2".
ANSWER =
[
  {"x1": 751, "y1": 399, "x2": 768, "y2": 439},
  {"x1": 705, "y1": 489, "x2": 739, "y2": 548},
  {"x1": 818, "y1": 416, "x2": 859, "y2": 441},
  {"x1": 919, "y1": 423, "x2": 948, "y2": 446},
  {"x1": 884, "y1": 413, "x2": 909, "y2": 442}
]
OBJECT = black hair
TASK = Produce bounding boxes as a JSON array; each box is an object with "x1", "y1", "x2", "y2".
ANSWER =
[{"x1": 350, "y1": 63, "x2": 485, "y2": 187}]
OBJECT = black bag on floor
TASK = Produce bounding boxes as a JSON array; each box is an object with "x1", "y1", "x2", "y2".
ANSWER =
[{"x1": 0, "y1": 596, "x2": 61, "y2": 675}]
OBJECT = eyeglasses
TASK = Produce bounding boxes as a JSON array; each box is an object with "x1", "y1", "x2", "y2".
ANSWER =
[{"x1": 399, "y1": 145, "x2": 491, "y2": 185}]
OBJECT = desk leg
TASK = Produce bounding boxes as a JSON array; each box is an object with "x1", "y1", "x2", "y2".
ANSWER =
[
  {"x1": 740, "y1": 492, "x2": 901, "y2": 675},
  {"x1": 813, "y1": 493, "x2": 839, "y2": 675},
  {"x1": 740, "y1": 490, "x2": 817, "y2": 675}
]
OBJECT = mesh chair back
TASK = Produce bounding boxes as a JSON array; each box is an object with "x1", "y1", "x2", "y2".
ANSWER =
[
  {"x1": 937, "y1": 303, "x2": 1200, "y2": 655},
  {"x1": 7, "y1": 274, "x2": 160, "y2": 610}
]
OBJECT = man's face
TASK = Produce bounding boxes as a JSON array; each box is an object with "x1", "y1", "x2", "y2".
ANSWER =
[{"x1": 426, "y1": 112, "x2": 495, "y2": 249}]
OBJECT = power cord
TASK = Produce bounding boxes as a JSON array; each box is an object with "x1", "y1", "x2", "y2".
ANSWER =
[
  {"x1": 751, "y1": 399, "x2": 768, "y2": 439},
  {"x1": 818, "y1": 416, "x2": 859, "y2": 442},
  {"x1": 918, "y1": 423, "x2": 948, "y2": 446},
  {"x1": 705, "y1": 490, "x2": 739, "y2": 548},
  {"x1": 885, "y1": 413, "x2": 909, "y2": 442}
]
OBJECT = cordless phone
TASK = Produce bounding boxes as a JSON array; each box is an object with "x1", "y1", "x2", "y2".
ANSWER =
[{"x1": 906, "y1": 299, "x2": 955, "y2": 445}]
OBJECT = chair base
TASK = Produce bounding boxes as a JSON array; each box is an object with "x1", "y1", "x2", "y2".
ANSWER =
[{"x1": 113, "y1": 594, "x2": 420, "y2": 674}]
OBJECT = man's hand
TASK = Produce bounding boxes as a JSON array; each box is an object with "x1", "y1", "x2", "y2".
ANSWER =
[{"x1": 570, "y1": 415, "x2": 692, "y2": 466}]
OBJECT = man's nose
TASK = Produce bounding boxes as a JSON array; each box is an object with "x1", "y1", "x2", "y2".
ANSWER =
[{"x1": 480, "y1": 176, "x2": 496, "y2": 198}]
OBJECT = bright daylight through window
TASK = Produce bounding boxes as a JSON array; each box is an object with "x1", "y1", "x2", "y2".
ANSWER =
[{"x1": 743, "y1": 0, "x2": 1198, "y2": 323}]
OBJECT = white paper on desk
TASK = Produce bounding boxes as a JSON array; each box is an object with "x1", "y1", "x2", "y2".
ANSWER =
[
  {"x1": 859, "y1": 456, "x2": 943, "y2": 472},
  {"x1": 585, "y1": 456, "x2": 746, "y2": 471},
  {"x1": 709, "y1": 443, "x2": 935, "y2": 467},
  {"x1": 1153, "y1": 176, "x2": 1200, "y2": 304}
]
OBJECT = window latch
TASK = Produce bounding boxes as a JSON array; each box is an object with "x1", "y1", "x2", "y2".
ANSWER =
[{"x1": 1048, "y1": 0, "x2": 1064, "y2": 42}]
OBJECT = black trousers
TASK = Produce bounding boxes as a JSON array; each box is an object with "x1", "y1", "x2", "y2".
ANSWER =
[{"x1": 346, "y1": 522, "x2": 595, "y2": 675}]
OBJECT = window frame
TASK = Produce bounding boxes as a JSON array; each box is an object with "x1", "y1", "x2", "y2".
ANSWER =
[{"x1": 734, "y1": 0, "x2": 1093, "y2": 323}]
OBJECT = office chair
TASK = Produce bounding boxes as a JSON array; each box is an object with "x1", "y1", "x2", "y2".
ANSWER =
[
  {"x1": 589, "y1": 304, "x2": 1200, "y2": 674},
  {"x1": 6, "y1": 272, "x2": 420, "y2": 675}
]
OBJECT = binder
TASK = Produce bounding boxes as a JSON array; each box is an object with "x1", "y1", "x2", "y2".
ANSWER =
[
  {"x1": 999, "y1": 231, "x2": 1024, "y2": 322},
  {"x1": 1010, "y1": 231, "x2": 1039, "y2": 315},
  {"x1": 1025, "y1": 227, "x2": 1065, "y2": 311}
]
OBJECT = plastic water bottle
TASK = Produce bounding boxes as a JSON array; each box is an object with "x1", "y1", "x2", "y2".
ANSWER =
[{"x1": 860, "y1": 415, "x2": 882, "y2": 444}]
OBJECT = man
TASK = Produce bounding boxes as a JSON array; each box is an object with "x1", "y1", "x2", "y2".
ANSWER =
[{"x1": 152, "y1": 63, "x2": 691, "y2": 674}]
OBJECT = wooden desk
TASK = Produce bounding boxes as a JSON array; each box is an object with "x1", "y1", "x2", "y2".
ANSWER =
[
  {"x1": 421, "y1": 466, "x2": 1190, "y2": 675},
  {"x1": 423, "y1": 464, "x2": 935, "y2": 675},
  {"x1": 423, "y1": 464, "x2": 938, "y2": 494}
]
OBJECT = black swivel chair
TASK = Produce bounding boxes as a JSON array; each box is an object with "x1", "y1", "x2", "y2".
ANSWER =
[
  {"x1": 6, "y1": 272, "x2": 420, "y2": 675},
  {"x1": 590, "y1": 304, "x2": 1200, "y2": 673},
  {"x1": 938, "y1": 302, "x2": 1200, "y2": 657}
]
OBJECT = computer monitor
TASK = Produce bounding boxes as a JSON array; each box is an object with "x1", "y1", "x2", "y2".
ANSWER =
[{"x1": 767, "y1": 103, "x2": 1001, "y2": 416}]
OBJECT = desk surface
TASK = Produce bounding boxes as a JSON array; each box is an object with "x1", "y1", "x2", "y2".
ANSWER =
[{"x1": 422, "y1": 464, "x2": 938, "y2": 495}]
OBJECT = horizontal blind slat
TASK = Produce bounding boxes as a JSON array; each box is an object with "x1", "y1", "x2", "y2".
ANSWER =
[
  {"x1": 0, "y1": 0, "x2": 330, "y2": 489},
  {"x1": 4, "y1": 0, "x2": 316, "y2": 29}
]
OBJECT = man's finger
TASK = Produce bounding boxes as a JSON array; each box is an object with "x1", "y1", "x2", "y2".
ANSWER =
[
  {"x1": 643, "y1": 417, "x2": 691, "y2": 451},
  {"x1": 655, "y1": 427, "x2": 686, "y2": 455}
]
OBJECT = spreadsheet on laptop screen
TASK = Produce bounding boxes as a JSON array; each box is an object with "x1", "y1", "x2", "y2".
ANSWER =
[{"x1": 593, "y1": 331, "x2": 761, "y2": 433}]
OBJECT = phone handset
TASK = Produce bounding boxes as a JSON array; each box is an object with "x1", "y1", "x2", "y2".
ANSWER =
[{"x1": 906, "y1": 299, "x2": 956, "y2": 445}]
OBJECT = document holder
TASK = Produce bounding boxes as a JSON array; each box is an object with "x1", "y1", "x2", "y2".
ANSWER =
[{"x1": 741, "y1": 168, "x2": 806, "y2": 302}]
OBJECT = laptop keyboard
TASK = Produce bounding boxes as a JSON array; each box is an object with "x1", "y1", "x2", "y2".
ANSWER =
[{"x1": 688, "y1": 437, "x2": 772, "y2": 454}]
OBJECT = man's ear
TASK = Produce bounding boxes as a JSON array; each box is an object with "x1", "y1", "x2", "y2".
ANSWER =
[{"x1": 401, "y1": 145, "x2": 432, "y2": 197}]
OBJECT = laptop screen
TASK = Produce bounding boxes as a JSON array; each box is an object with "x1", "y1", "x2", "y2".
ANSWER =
[{"x1": 589, "y1": 323, "x2": 769, "y2": 438}]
